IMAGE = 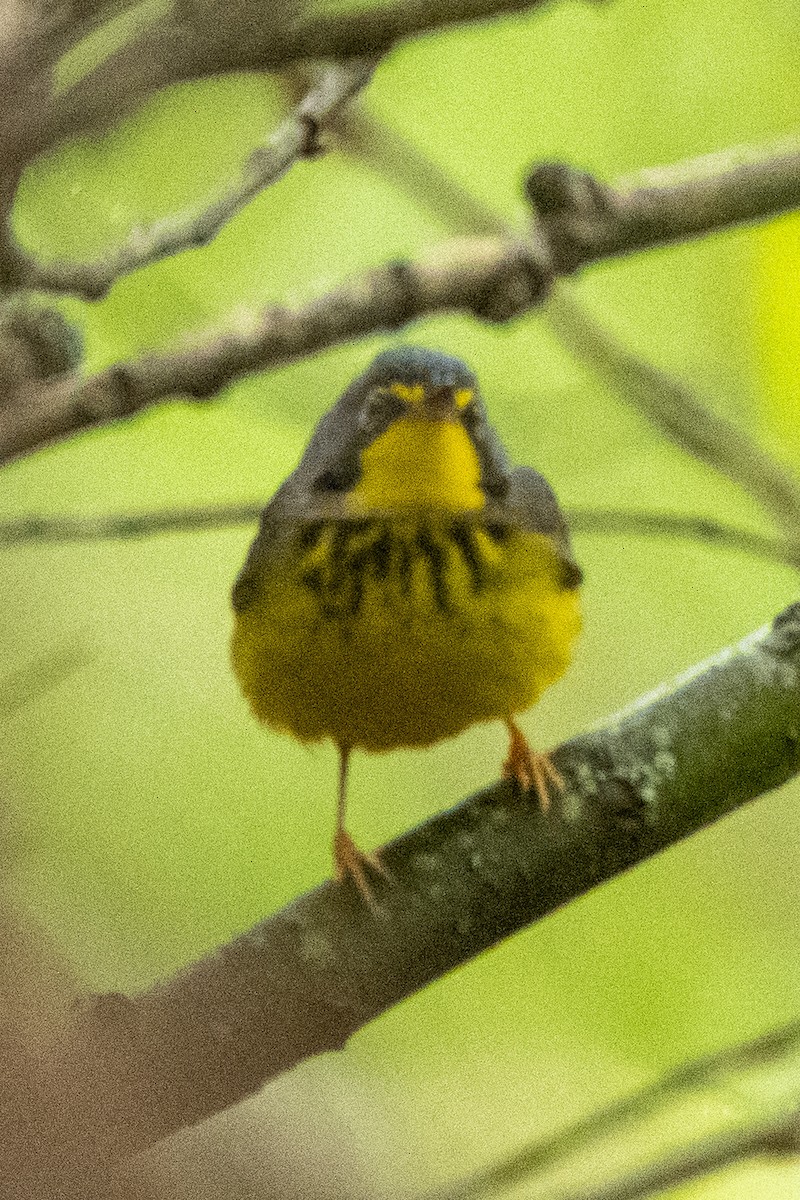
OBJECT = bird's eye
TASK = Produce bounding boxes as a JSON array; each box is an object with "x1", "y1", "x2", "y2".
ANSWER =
[{"x1": 360, "y1": 389, "x2": 405, "y2": 437}]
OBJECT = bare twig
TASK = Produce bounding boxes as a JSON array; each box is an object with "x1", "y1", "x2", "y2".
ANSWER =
[
  {"x1": 334, "y1": 108, "x2": 800, "y2": 558},
  {"x1": 0, "y1": 502, "x2": 794, "y2": 570},
  {"x1": 0, "y1": 501, "x2": 266, "y2": 543},
  {"x1": 569, "y1": 507, "x2": 796, "y2": 567},
  {"x1": 526, "y1": 138, "x2": 800, "y2": 272},
  {"x1": 0, "y1": 299, "x2": 82, "y2": 398},
  {"x1": 5, "y1": 135, "x2": 800, "y2": 463},
  {"x1": 1, "y1": 603, "x2": 798, "y2": 1194},
  {"x1": 0, "y1": 58, "x2": 378, "y2": 297},
  {"x1": 425, "y1": 1018, "x2": 800, "y2": 1200},
  {"x1": 1, "y1": 0, "x2": 560, "y2": 167},
  {"x1": 0, "y1": 642, "x2": 90, "y2": 719},
  {"x1": 545, "y1": 289, "x2": 800, "y2": 547},
  {"x1": 333, "y1": 103, "x2": 508, "y2": 238}
]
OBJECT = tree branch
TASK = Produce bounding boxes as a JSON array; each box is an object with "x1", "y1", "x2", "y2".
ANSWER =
[
  {"x1": 0, "y1": 642, "x2": 92, "y2": 719},
  {"x1": 332, "y1": 101, "x2": 509, "y2": 238},
  {"x1": 0, "y1": 58, "x2": 378, "y2": 297},
  {"x1": 425, "y1": 1018, "x2": 800, "y2": 1200},
  {"x1": 335, "y1": 105, "x2": 800, "y2": 557},
  {"x1": 569, "y1": 508, "x2": 797, "y2": 568},
  {"x1": 525, "y1": 138, "x2": 800, "y2": 272},
  {"x1": 0, "y1": 298, "x2": 81, "y2": 398},
  {"x1": 6, "y1": 136, "x2": 800, "y2": 463},
  {"x1": 0, "y1": 235, "x2": 551, "y2": 462},
  {"x1": 4, "y1": 603, "x2": 800, "y2": 1191},
  {"x1": 545, "y1": 289, "x2": 800, "y2": 543},
  {"x1": 1, "y1": 0, "x2": 559, "y2": 167},
  {"x1": 0, "y1": 501, "x2": 794, "y2": 570}
]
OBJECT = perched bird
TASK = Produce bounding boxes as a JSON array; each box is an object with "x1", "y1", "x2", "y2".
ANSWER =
[{"x1": 231, "y1": 347, "x2": 582, "y2": 902}]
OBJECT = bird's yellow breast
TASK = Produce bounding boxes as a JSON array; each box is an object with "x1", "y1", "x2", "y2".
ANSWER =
[{"x1": 230, "y1": 514, "x2": 581, "y2": 752}]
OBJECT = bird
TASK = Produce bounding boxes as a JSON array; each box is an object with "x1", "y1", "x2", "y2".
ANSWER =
[{"x1": 230, "y1": 346, "x2": 582, "y2": 903}]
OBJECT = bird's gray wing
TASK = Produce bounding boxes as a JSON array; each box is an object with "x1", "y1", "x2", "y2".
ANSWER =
[
  {"x1": 231, "y1": 480, "x2": 297, "y2": 612},
  {"x1": 502, "y1": 466, "x2": 582, "y2": 589},
  {"x1": 231, "y1": 410, "x2": 364, "y2": 614}
]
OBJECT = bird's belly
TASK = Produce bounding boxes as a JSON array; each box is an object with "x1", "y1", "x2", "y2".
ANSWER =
[{"x1": 230, "y1": 518, "x2": 581, "y2": 751}]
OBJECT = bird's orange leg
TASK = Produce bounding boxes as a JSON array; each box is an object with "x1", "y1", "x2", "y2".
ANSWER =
[
  {"x1": 333, "y1": 747, "x2": 390, "y2": 906},
  {"x1": 502, "y1": 718, "x2": 563, "y2": 813}
]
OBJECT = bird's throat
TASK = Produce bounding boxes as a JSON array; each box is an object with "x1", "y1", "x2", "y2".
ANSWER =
[{"x1": 347, "y1": 418, "x2": 484, "y2": 513}]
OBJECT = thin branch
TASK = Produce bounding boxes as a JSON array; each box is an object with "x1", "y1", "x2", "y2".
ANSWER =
[
  {"x1": 525, "y1": 138, "x2": 800, "y2": 271},
  {"x1": 3, "y1": 603, "x2": 800, "y2": 1193},
  {"x1": 0, "y1": 58, "x2": 378, "y2": 298},
  {"x1": 426, "y1": 1018, "x2": 800, "y2": 1200},
  {"x1": 545, "y1": 289, "x2": 800, "y2": 547},
  {"x1": 0, "y1": 642, "x2": 91, "y2": 719},
  {"x1": 0, "y1": 299, "x2": 82, "y2": 399},
  {"x1": 0, "y1": 502, "x2": 794, "y2": 570},
  {"x1": 333, "y1": 103, "x2": 509, "y2": 238},
  {"x1": 1, "y1": 0, "x2": 560, "y2": 167},
  {"x1": 5, "y1": 135, "x2": 800, "y2": 463},
  {"x1": 0, "y1": 500, "x2": 262, "y2": 542},
  {"x1": 334, "y1": 108, "x2": 800, "y2": 557},
  {"x1": 569, "y1": 508, "x2": 797, "y2": 567}
]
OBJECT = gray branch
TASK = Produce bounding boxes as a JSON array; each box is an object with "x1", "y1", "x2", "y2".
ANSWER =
[
  {"x1": 4, "y1": 603, "x2": 800, "y2": 1193},
  {"x1": 334, "y1": 107, "x2": 800, "y2": 556},
  {"x1": 0, "y1": 642, "x2": 91, "y2": 719},
  {"x1": 0, "y1": 235, "x2": 550, "y2": 461},
  {"x1": 545, "y1": 288, "x2": 800, "y2": 552},
  {"x1": 525, "y1": 138, "x2": 800, "y2": 270},
  {"x1": 426, "y1": 1017, "x2": 800, "y2": 1200},
  {"x1": 0, "y1": 501, "x2": 794, "y2": 571},
  {"x1": 5, "y1": 137, "x2": 800, "y2": 463},
  {"x1": 0, "y1": 58, "x2": 377, "y2": 297},
  {"x1": 0, "y1": 299, "x2": 81, "y2": 397},
  {"x1": 1, "y1": 0, "x2": 558, "y2": 166}
]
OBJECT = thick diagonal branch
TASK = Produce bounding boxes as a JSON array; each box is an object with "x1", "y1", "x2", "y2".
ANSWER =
[{"x1": 4, "y1": 603, "x2": 800, "y2": 1195}]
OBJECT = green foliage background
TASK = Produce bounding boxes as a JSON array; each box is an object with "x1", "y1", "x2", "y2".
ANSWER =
[{"x1": 3, "y1": 0, "x2": 800, "y2": 1192}]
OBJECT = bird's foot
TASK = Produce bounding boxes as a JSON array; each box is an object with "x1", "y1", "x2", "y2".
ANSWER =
[
  {"x1": 502, "y1": 721, "x2": 563, "y2": 813},
  {"x1": 333, "y1": 829, "x2": 391, "y2": 906}
]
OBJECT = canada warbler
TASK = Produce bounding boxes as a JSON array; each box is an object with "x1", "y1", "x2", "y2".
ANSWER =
[{"x1": 231, "y1": 347, "x2": 582, "y2": 902}]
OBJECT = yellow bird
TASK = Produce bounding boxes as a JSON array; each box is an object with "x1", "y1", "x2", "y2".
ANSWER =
[{"x1": 231, "y1": 347, "x2": 582, "y2": 901}]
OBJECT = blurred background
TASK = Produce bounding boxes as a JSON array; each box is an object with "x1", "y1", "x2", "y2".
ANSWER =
[{"x1": 2, "y1": 0, "x2": 800, "y2": 1194}]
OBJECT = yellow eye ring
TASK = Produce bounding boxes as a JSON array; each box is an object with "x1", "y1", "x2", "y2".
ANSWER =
[{"x1": 388, "y1": 382, "x2": 426, "y2": 406}]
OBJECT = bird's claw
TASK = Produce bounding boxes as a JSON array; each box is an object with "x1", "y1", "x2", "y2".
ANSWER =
[
  {"x1": 334, "y1": 829, "x2": 392, "y2": 907},
  {"x1": 503, "y1": 723, "x2": 563, "y2": 813}
]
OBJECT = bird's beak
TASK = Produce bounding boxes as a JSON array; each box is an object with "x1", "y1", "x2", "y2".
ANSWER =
[{"x1": 420, "y1": 385, "x2": 458, "y2": 421}]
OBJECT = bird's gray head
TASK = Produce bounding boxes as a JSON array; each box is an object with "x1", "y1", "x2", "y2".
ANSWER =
[{"x1": 296, "y1": 346, "x2": 510, "y2": 502}]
